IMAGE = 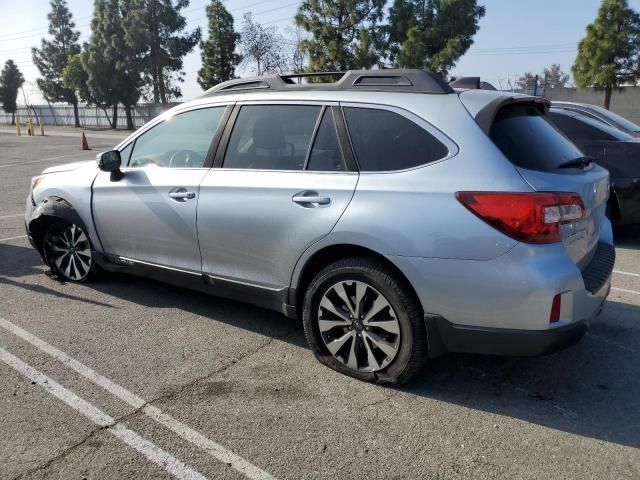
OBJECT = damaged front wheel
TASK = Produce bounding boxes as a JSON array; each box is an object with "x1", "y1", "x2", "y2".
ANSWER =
[{"x1": 42, "y1": 222, "x2": 95, "y2": 282}]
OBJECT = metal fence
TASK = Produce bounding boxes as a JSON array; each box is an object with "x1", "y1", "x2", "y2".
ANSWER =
[{"x1": 0, "y1": 103, "x2": 177, "y2": 129}]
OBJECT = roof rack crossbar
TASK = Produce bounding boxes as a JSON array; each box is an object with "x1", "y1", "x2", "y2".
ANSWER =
[{"x1": 200, "y1": 69, "x2": 454, "y2": 97}]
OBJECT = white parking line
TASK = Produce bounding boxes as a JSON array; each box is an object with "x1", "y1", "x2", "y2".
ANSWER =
[
  {"x1": 612, "y1": 287, "x2": 640, "y2": 296},
  {"x1": 0, "y1": 213, "x2": 23, "y2": 220},
  {"x1": 0, "y1": 235, "x2": 27, "y2": 242},
  {"x1": 614, "y1": 270, "x2": 640, "y2": 278},
  {"x1": 0, "y1": 318, "x2": 277, "y2": 480},
  {"x1": 0, "y1": 346, "x2": 208, "y2": 480}
]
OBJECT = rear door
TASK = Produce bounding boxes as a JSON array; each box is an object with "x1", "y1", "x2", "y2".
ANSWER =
[
  {"x1": 489, "y1": 104, "x2": 610, "y2": 268},
  {"x1": 197, "y1": 103, "x2": 358, "y2": 291}
]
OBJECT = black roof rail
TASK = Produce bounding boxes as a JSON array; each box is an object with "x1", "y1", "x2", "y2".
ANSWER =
[
  {"x1": 450, "y1": 76, "x2": 498, "y2": 91},
  {"x1": 281, "y1": 72, "x2": 345, "y2": 84},
  {"x1": 450, "y1": 77, "x2": 481, "y2": 89},
  {"x1": 200, "y1": 69, "x2": 454, "y2": 97}
]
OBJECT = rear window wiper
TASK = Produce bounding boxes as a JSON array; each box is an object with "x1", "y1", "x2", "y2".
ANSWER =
[{"x1": 558, "y1": 156, "x2": 594, "y2": 169}]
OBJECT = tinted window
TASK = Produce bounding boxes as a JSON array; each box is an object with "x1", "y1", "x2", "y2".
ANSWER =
[
  {"x1": 584, "y1": 104, "x2": 640, "y2": 134},
  {"x1": 549, "y1": 110, "x2": 631, "y2": 142},
  {"x1": 224, "y1": 105, "x2": 321, "y2": 170},
  {"x1": 344, "y1": 107, "x2": 448, "y2": 171},
  {"x1": 490, "y1": 105, "x2": 585, "y2": 172},
  {"x1": 128, "y1": 107, "x2": 225, "y2": 168},
  {"x1": 306, "y1": 109, "x2": 346, "y2": 172}
]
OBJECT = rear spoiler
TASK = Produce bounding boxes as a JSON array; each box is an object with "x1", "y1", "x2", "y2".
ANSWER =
[{"x1": 473, "y1": 96, "x2": 550, "y2": 134}]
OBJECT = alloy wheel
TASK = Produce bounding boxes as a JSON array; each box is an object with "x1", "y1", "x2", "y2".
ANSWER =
[
  {"x1": 317, "y1": 280, "x2": 401, "y2": 372},
  {"x1": 44, "y1": 224, "x2": 92, "y2": 281}
]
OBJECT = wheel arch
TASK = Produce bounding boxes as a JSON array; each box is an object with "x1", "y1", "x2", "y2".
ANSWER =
[
  {"x1": 290, "y1": 243, "x2": 423, "y2": 318},
  {"x1": 28, "y1": 196, "x2": 92, "y2": 255}
]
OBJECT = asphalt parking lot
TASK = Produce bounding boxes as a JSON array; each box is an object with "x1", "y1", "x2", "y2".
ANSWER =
[{"x1": 1, "y1": 130, "x2": 639, "y2": 480}]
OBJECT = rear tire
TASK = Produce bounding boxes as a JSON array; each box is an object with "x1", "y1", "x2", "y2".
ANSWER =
[
  {"x1": 42, "y1": 221, "x2": 96, "y2": 283},
  {"x1": 302, "y1": 257, "x2": 427, "y2": 385}
]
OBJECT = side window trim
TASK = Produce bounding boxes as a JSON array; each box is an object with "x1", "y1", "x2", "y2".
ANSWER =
[
  {"x1": 203, "y1": 104, "x2": 234, "y2": 168},
  {"x1": 213, "y1": 104, "x2": 241, "y2": 168},
  {"x1": 302, "y1": 105, "x2": 327, "y2": 170},
  {"x1": 332, "y1": 105, "x2": 359, "y2": 172},
  {"x1": 338, "y1": 101, "x2": 459, "y2": 173}
]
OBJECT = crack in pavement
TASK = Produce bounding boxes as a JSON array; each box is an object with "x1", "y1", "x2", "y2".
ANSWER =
[
  {"x1": 11, "y1": 323, "x2": 300, "y2": 479},
  {"x1": 12, "y1": 425, "x2": 109, "y2": 480}
]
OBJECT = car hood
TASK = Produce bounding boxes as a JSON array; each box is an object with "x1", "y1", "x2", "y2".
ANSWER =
[{"x1": 42, "y1": 160, "x2": 96, "y2": 174}]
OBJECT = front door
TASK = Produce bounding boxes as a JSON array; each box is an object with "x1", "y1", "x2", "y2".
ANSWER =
[
  {"x1": 92, "y1": 106, "x2": 229, "y2": 272},
  {"x1": 197, "y1": 103, "x2": 358, "y2": 291}
]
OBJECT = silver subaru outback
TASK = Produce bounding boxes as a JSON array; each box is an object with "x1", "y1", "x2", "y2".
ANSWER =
[{"x1": 25, "y1": 70, "x2": 614, "y2": 385}]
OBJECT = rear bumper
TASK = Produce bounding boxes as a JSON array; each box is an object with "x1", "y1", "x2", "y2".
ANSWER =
[{"x1": 426, "y1": 315, "x2": 590, "y2": 357}]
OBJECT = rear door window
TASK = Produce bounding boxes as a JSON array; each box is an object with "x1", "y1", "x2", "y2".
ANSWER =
[
  {"x1": 223, "y1": 105, "x2": 321, "y2": 171},
  {"x1": 343, "y1": 107, "x2": 449, "y2": 171},
  {"x1": 490, "y1": 105, "x2": 585, "y2": 172}
]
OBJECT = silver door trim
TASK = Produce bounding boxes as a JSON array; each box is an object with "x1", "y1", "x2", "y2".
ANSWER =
[
  {"x1": 205, "y1": 273, "x2": 287, "y2": 293},
  {"x1": 115, "y1": 256, "x2": 202, "y2": 276}
]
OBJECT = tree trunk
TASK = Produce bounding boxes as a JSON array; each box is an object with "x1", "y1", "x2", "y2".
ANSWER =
[
  {"x1": 152, "y1": 64, "x2": 160, "y2": 104},
  {"x1": 158, "y1": 66, "x2": 167, "y2": 104},
  {"x1": 111, "y1": 104, "x2": 118, "y2": 129},
  {"x1": 72, "y1": 100, "x2": 80, "y2": 128},
  {"x1": 11, "y1": 112, "x2": 15, "y2": 126},
  {"x1": 124, "y1": 105, "x2": 134, "y2": 130},
  {"x1": 604, "y1": 86, "x2": 612, "y2": 110}
]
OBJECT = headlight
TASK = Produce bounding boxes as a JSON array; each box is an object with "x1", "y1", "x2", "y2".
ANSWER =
[{"x1": 30, "y1": 176, "x2": 44, "y2": 192}]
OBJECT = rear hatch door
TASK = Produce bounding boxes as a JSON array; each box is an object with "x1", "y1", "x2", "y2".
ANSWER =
[{"x1": 489, "y1": 103, "x2": 609, "y2": 269}]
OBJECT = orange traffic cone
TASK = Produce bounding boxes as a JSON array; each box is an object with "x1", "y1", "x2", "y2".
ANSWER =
[{"x1": 81, "y1": 132, "x2": 91, "y2": 150}]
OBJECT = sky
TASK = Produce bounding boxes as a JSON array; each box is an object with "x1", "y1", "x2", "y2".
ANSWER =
[{"x1": 1, "y1": 0, "x2": 640, "y2": 105}]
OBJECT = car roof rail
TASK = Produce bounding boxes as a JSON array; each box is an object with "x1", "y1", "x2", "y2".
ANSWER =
[
  {"x1": 200, "y1": 69, "x2": 454, "y2": 97},
  {"x1": 450, "y1": 77, "x2": 498, "y2": 91},
  {"x1": 450, "y1": 77, "x2": 481, "y2": 89}
]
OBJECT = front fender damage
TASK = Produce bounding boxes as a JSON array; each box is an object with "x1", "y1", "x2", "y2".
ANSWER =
[{"x1": 27, "y1": 196, "x2": 89, "y2": 258}]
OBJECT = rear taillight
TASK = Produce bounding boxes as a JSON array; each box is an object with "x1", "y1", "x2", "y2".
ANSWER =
[{"x1": 455, "y1": 191, "x2": 584, "y2": 244}]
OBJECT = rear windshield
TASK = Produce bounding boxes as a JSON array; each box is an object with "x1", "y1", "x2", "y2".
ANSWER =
[{"x1": 490, "y1": 104, "x2": 584, "y2": 172}]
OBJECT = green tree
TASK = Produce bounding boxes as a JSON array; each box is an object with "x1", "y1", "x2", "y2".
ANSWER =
[
  {"x1": 126, "y1": 0, "x2": 201, "y2": 103},
  {"x1": 62, "y1": 54, "x2": 91, "y2": 103},
  {"x1": 0, "y1": 60, "x2": 25, "y2": 125},
  {"x1": 32, "y1": 0, "x2": 82, "y2": 127},
  {"x1": 573, "y1": 0, "x2": 640, "y2": 109},
  {"x1": 389, "y1": 0, "x2": 485, "y2": 77},
  {"x1": 198, "y1": 0, "x2": 240, "y2": 90},
  {"x1": 295, "y1": 0, "x2": 386, "y2": 73},
  {"x1": 83, "y1": 0, "x2": 144, "y2": 129}
]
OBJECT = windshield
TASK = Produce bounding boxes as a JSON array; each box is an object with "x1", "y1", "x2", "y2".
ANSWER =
[{"x1": 490, "y1": 104, "x2": 585, "y2": 172}]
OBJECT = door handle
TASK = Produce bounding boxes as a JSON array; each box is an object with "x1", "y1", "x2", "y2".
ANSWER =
[
  {"x1": 169, "y1": 188, "x2": 196, "y2": 202},
  {"x1": 292, "y1": 192, "x2": 331, "y2": 207}
]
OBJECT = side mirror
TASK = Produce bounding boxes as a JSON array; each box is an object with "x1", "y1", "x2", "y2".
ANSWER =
[{"x1": 97, "y1": 150, "x2": 123, "y2": 181}]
